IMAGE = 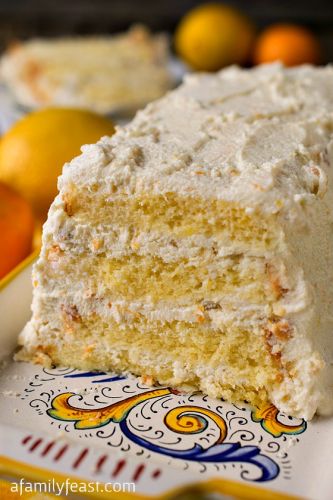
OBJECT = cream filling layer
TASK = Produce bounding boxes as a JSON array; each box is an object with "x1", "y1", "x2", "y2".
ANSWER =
[
  {"x1": 47, "y1": 212, "x2": 280, "y2": 261},
  {"x1": 33, "y1": 292, "x2": 271, "y2": 327}
]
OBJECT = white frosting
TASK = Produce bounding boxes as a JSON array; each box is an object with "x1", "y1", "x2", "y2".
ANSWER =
[{"x1": 22, "y1": 63, "x2": 333, "y2": 419}]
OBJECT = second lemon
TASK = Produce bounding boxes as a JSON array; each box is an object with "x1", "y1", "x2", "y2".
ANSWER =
[{"x1": 175, "y1": 3, "x2": 255, "y2": 71}]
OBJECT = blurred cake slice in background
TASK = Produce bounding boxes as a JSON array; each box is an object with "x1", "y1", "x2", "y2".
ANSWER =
[
  {"x1": 0, "y1": 25, "x2": 174, "y2": 114},
  {"x1": 16, "y1": 63, "x2": 333, "y2": 420}
]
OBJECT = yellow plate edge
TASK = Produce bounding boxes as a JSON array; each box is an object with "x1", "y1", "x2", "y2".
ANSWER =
[
  {"x1": 0, "y1": 249, "x2": 39, "y2": 292},
  {"x1": 0, "y1": 456, "x2": 303, "y2": 500}
]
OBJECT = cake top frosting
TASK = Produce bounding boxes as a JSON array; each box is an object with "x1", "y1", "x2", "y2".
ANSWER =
[{"x1": 60, "y1": 63, "x2": 333, "y2": 220}]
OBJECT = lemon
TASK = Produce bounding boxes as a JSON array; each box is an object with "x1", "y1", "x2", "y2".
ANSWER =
[
  {"x1": 175, "y1": 3, "x2": 255, "y2": 71},
  {"x1": 0, "y1": 181, "x2": 34, "y2": 279},
  {"x1": 0, "y1": 108, "x2": 115, "y2": 219}
]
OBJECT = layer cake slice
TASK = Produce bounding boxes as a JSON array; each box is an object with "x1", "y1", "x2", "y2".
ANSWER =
[
  {"x1": 0, "y1": 25, "x2": 173, "y2": 114},
  {"x1": 17, "y1": 63, "x2": 333, "y2": 419}
]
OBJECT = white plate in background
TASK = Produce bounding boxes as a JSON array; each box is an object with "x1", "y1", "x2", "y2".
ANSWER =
[{"x1": 0, "y1": 57, "x2": 189, "y2": 135}]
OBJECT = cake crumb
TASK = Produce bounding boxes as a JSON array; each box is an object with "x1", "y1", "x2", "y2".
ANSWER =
[
  {"x1": 140, "y1": 375, "x2": 155, "y2": 386},
  {"x1": 2, "y1": 390, "x2": 21, "y2": 398}
]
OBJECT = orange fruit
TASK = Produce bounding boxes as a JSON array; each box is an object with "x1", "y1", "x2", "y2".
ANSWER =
[
  {"x1": 0, "y1": 182, "x2": 34, "y2": 279},
  {"x1": 175, "y1": 3, "x2": 255, "y2": 71},
  {"x1": 253, "y1": 23, "x2": 321, "y2": 66},
  {"x1": 0, "y1": 108, "x2": 115, "y2": 220}
]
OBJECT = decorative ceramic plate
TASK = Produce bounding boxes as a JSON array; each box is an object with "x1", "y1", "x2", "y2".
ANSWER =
[{"x1": 0, "y1": 256, "x2": 331, "y2": 500}]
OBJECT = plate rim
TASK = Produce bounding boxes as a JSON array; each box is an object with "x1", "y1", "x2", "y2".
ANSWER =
[
  {"x1": 0, "y1": 454, "x2": 301, "y2": 500},
  {"x1": 0, "y1": 249, "x2": 38, "y2": 292}
]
